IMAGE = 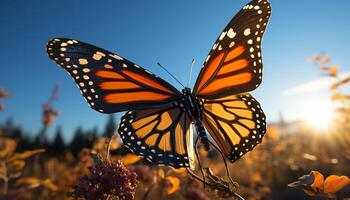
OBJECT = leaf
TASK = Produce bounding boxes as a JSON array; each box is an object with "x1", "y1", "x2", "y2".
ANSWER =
[
  {"x1": 42, "y1": 179, "x2": 59, "y2": 192},
  {"x1": 120, "y1": 154, "x2": 141, "y2": 166},
  {"x1": 9, "y1": 149, "x2": 45, "y2": 161},
  {"x1": 332, "y1": 93, "x2": 350, "y2": 102},
  {"x1": 288, "y1": 171, "x2": 320, "y2": 188},
  {"x1": 15, "y1": 177, "x2": 41, "y2": 188},
  {"x1": 0, "y1": 139, "x2": 17, "y2": 158},
  {"x1": 9, "y1": 160, "x2": 26, "y2": 171},
  {"x1": 331, "y1": 76, "x2": 350, "y2": 90},
  {"x1": 324, "y1": 175, "x2": 350, "y2": 194}
]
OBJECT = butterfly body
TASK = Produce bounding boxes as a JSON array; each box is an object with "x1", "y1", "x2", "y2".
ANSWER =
[
  {"x1": 181, "y1": 88, "x2": 210, "y2": 150},
  {"x1": 46, "y1": 0, "x2": 271, "y2": 169}
]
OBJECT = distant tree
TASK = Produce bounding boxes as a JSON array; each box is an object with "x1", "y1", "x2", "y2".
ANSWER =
[
  {"x1": 34, "y1": 127, "x2": 48, "y2": 149},
  {"x1": 85, "y1": 126, "x2": 98, "y2": 147},
  {"x1": 69, "y1": 126, "x2": 93, "y2": 156},
  {"x1": 103, "y1": 114, "x2": 116, "y2": 138},
  {"x1": 51, "y1": 126, "x2": 65, "y2": 155},
  {"x1": 1, "y1": 117, "x2": 22, "y2": 138}
]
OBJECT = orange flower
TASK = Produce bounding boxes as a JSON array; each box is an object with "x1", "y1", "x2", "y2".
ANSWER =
[
  {"x1": 288, "y1": 171, "x2": 350, "y2": 198},
  {"x1": 160, "y1": 176, "x2": 180, "y2": 195}
]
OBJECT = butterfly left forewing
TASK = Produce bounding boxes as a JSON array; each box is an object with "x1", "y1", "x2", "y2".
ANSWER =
[
  {"x1": 193, "y1": 0, "x2": 271, "y2": 99},
  {"x1": 46, "y1": 38, "x2": 181, "y2": 113},
  {"x1": 200, "y1": 93, "x2": 266, "y2": 162}
]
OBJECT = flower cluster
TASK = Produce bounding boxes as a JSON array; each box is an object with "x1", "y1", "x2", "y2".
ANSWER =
[
  {"x1": 41, "y1": 103, "x2": 59, "y2": 127},
  {"x1": 41, "y1": 83, "x2": 60, "y2": 127},
  {"x1": 72, "y1": 160, "x2": 139, "y2": 200}
]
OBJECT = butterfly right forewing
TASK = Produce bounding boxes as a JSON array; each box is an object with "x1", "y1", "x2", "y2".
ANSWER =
[{"x1": 193, "y1": 0, "x2": 271, "y2": 99}]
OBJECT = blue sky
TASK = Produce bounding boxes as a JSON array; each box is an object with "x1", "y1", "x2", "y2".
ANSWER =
[{"x1": 1, "y1": 0, "x2": 350, "y2": 141}]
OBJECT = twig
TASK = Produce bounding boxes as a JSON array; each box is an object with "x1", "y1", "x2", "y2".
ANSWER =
[
  {"x1": 186, "y1": 168, "x2": 245, "y2": 200},
  {"x1": 106, "y1": 129, "x2": 119, "y2": 161}
]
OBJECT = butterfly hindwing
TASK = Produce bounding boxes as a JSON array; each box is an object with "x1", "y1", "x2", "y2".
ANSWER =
[
  {"x1": 46, "y1": 38, "x2": 181, "y2": 113},
  {"x1": 200, "y1": 93, "x2": 266, "y2": 162},
  {"x1": 119, "y1": 103, "x2": 195, "y2": 169},
  {"x1": 193, "y1": 0, "x2": 271, "y2": 99}
]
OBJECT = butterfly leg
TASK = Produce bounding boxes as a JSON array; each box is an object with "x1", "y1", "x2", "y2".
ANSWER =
[
  {"x1": 208, "y1": 139, "x2": 239, "y2": 190},
  {"x1": 194, "y1": 135, "x2": 206, "y2": 188}
]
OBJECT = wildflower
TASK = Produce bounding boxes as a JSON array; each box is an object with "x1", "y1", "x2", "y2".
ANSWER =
[
  {"x1": 288, "y1": 171, "x2": 350, "y2": 199},
  {"x1": 41, "y1": 83, "x2": 60, "y2": 127},
  {"x1": 72, "y1": 160, "x2": 139, "y2": 200},
  {"x1": 42, "y1": 103, "x2": 59, "y2": 127}
]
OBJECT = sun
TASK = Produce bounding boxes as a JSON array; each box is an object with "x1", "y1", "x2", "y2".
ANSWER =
[{"x1": 300, "y1": 99, "x2": 337, "y2": 131}]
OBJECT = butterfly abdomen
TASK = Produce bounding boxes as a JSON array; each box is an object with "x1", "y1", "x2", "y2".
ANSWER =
[{"x1": 194, "y1": 118, "x2": 210, "y2": 151}]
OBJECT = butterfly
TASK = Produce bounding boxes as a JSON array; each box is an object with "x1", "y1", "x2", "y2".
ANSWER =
[{"x1": 46, "y1": 0, "x2": 271, "y2": 169}]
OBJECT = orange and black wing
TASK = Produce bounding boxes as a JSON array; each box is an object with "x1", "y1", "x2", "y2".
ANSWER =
[
  {"x1": 119, "y1": 103, "x2": 195, "y2": 169},
  {"x1": 200, "y1": 94, "x2": 266, "y2": 162},
  {"x1": 193, "y1": 0, "x2": 271, "y2": 99},
  {"x1": 46, "y1": 38, "x2": 181, "y2": 113}
]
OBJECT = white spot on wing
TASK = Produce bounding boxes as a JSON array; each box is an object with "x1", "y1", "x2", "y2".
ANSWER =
[
  {"x1": 227, "y1": 28, "x2": 236, "y2": 38},
  {"x1": 244, "y1": 28, "x2": 251, "y2": 36}
]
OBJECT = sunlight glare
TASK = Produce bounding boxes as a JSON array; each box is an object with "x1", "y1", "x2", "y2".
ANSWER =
[{"x1": 300, "y1": 99, "x2": 336, "y2": 131}]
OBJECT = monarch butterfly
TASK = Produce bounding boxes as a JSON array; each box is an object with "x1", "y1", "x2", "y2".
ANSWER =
[{"x1": 46, "y1": 0, "x2": 271, "y2": 169}]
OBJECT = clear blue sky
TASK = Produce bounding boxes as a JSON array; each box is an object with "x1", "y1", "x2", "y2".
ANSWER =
[{"x1": 1, "y1": 0, "x2": 350, "y2": 141}]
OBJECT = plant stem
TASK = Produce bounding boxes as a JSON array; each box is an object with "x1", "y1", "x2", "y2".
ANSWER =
[{"x1": 106, "y1": 130, "x2": 119, "y2": 162}]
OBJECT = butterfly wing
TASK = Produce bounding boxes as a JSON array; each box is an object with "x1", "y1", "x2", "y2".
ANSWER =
[
  {"x1": 193, "y1": 0, "x2": 271, "y2": 99},
  {"x1": 119, "y1": 103, "x2": 194, "y2": 169},
  {"x1": 46, "y1": 38, "x2": 181, "y2": 113},
  {"x1": 200, "y1": 94, "x2": 266, "y2": 162}
]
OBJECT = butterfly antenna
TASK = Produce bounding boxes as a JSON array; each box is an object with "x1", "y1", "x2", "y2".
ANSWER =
[
  {"x1": 157, "y1": 62, "x2": 185, "y2": 88},
  {"x1": 187, "y1": 59, "x2": 196, "y2": 87}
]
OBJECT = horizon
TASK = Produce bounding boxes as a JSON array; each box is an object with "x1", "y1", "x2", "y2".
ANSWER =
[{"x1": 1, "y1": 0, "x2": 350, "y2": 141}]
